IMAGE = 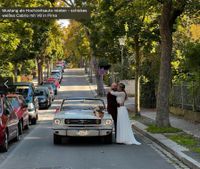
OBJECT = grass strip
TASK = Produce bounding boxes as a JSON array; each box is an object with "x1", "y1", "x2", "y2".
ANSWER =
[
  {"x1": 168, "y1": 134, "x2": 200, "y2": 153},
  {"x1": 147, "y1": 125, "x2": 182, "y2": 133}
]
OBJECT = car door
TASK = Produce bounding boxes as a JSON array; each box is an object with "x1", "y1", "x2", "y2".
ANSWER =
[
  {"x1": 4, "y1": 98, "x2": 18, "y2": 140},
  {"x1": 45, "y1": 89, "x2": 50, "y2": 106},
  {"x1": 18, "y1": 96, "x2": 29, "y2": 126}
]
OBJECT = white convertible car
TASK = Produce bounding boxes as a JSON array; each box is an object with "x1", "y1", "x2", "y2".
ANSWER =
[{"x1": 53, "y1": 97, "x2": 114, "y2": 144}]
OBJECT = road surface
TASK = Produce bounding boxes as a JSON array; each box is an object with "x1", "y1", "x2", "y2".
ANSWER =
[{"x1": 0, "y1": 69, "x2": 188, "y2": 169}]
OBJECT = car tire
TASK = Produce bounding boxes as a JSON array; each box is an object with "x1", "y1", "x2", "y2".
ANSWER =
[
  {"x1": 53, "y1": 134, "x2": 62, "y2": 145},
  {"x1": 104, "y1": 133, "x2": 113, "y2": 144},
  {"x1": 0, "y1": 132, "x2": 8, "y2": 152},
  {"x1": 18, "y1": 121, "x2": 23, "y2": 135},
  {"x1": 14, "y1": 128, "x2": 20, "y2": 142},
  {"x1": 24, "y1": 121, "x2": 29, "y2": 130},
  {"x1": 31, "y1": 118, "x2": 37, "y2": 125}
]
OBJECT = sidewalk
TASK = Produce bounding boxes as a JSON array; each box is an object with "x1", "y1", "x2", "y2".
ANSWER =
[{"x1": 86, "y1": 73, "x2": 200, "y2": 169}]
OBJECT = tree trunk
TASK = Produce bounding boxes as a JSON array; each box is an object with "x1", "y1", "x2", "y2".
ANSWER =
[
  {"x1": 84, "y1": 26, "x2": 105, "y2": 96},
  {"x1": 37, "y1": 57, "x2": 43, "y2": 85},
  {"x1": 96, "y1": 73, "x2": 105, "y2": 96},
  {"x1": 93, "y1": 58, "x2": 105, "y2": 96},
  {"x1": 14, "y1": 63, "x2": 18, "y2": 82},
  {"x1": 134, "y1": 35, "x2": 141, "y2": 116},
  {"x1": 46, "y1": 58, "x2": 50, "y2": 78},
  {"x1": 156, "y1": 1, "x2": 172, "y2": 127}
]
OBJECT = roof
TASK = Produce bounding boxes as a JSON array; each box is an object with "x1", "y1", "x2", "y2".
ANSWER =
[{"x1": 9, "y1": 82, "x2": 34, "y2": 86}]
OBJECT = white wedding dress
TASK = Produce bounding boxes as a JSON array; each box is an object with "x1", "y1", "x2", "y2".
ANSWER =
[{"x1": 110, "y1": 91, "x2": 141, "y2": 145}]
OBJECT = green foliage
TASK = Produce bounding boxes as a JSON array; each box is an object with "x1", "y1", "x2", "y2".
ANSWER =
[
  {"x1": 168, "y1": 134, "x2": 200, "y2": 154},
  {"x1": 147, "y1": 125, "x2": 182, "y2": 133}
]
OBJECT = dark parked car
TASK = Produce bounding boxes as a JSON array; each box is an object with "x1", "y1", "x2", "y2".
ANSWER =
[
  {"x1": 7, "y1": 94, "x2": 29, "y2": 135},
  {"x1": 41, "y1": 84, "x2": 55, "y2": 101},
  {"x1": 8, "y1": 82, "x2": 39, "y2": 125},
  {"x1": 41, "y1": 82, "x2": 57, "y2": 95},
  {"x1": 35, "y1": 87, "x2": 52, "y2": 109},
  {"x1": 0, "y1": 95, "x2": 19, "y2": 152}
]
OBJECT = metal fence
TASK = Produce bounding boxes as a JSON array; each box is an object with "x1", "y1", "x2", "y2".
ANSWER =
[{"x1": 170, "y1": 83, "x2": 200, "y2": 112}]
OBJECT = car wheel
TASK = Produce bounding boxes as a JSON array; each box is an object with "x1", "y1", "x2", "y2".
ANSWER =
[
  {"x1": 18, "y1": 121, "x2": 23, "y2": 135},
  {"x1": 53, "y1": 134, "x2": 62, "y2": 145},
  {"x1": 104, "y1": 133, "x2": 113, "y2": 144},
  {"x1": 0, "y1": 132, "x2": 8, "y2": 152},
  {"x1": 14, "y1": 128, "x2": 20, "y2": 142},
  {"x1": 31, "y1": 118, "x2": 37, "y2": 125},
  {"x1": 24, "y1": 121, "x2": 29, "y2": 130}
]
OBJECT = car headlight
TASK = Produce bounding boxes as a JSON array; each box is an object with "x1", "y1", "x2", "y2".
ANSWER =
[
  {"x1": 103, "y1": 119, "x2": 113, "y2": 126},
  {"x1": 28, "y1": 103, "x2": 35, "y2": 111},
  {"x1": 54, "y1": 119, "x2": 63, "y2": 125}
]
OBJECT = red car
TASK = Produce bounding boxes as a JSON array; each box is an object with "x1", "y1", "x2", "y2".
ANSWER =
[
  {"x1": 0, "y1": 95, "x2": 19, "y2": 152},
  {"x1": 7, "y1": 94, "x2": 29, "y2": 135},
  {"x1": 46, "y1": 78, "x2": 60, "y2": 88}
]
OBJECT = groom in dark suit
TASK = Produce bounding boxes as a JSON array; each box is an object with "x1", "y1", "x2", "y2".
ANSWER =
[{"x1": 107, "y1": 83, "x2": 118, "y2": 137}]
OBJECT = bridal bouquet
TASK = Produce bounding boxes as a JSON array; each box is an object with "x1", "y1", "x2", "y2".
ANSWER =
[{"x1": 93, "y1": 106, "x2": 104, "y2": 118}]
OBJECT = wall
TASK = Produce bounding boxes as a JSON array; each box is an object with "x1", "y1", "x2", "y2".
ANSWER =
[{"x1": 120, "y1": 79, "x2": 135, "y2": 96}]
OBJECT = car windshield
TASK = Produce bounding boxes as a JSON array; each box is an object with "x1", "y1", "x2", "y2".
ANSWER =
[
  {"x1": 35, "y1": 90, "x2": 45, "y2": 96},
  {"x1": 15, "y1": 86, "x2": 29, "y2": 97},
  {"x1": 51, "y1": 72, "x2": 60, "y2": 76},
  {"x1": 61, "y1": 99, "x2": 105, "y2": 111},
  {"x1": 43, "y1": 83, "x2": 56, "y2": 89},
  {"x1": 7, "y1": 97, "x2": 20, "y2": 109}
]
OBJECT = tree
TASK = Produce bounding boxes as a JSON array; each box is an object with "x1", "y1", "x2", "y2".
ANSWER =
[{"x1": 156, "y1": 0, "x2": 193, "y2": 127}]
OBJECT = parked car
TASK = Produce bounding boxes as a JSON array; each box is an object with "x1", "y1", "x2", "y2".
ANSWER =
[
  {"x1": 8, "y1": 82, "x2": 39, "y2": 125},
  {"x1": 34, "y1": 87, "x2": 52, "y2": 109},
  {"x1": 0, "y1": 95, "x2": 19, "y2": 152},
  {"x1": 51, "y1": 69, "x2": 63, "y2": 83},
  {"x1": 41, "y1": 84, "x2": 55, "y2": 101},
  {"x1": 46, "y1": 78, "x2": 60, "y2": 89},
  {"x1": 53, "y1": 97, "x2": 114, "y2": 145},
  {"x1": 55, "y1": 65, "x2": 64, "y2": 73},
  {"x1": 7, "y1": 94, "x2": 29, "y2": 135},
  {"x1": 41, "y1": 82, "x2": 57, "y2": 95},
  {"x1": 50, "y1": 75, "x2": 61, "y2": 84}
]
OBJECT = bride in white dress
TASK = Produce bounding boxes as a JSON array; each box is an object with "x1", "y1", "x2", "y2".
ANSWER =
[{"x1": 110, "y1": 83, "x2": 141, "y2": 145}]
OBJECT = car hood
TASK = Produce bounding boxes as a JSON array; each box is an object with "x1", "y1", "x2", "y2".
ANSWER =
[{"x1": 54, "y1": 109, "x2": 111, "y2": 119}]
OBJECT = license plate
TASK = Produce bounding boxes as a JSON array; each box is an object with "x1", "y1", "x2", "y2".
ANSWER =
[{"x1": 78, "y1": 130, "x2": 88, "y2": 136}]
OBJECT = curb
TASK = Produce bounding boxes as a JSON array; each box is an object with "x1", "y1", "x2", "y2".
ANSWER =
[{"x1": 132, "y1": 120, "x2": 200, "y2": 169}]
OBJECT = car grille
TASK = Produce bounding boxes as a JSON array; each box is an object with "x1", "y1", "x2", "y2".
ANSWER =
[{"x1": 65, "y1": 119, "x2": 101, "y2": 125}]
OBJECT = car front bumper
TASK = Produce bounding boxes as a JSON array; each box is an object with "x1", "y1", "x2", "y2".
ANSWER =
[
  {"x1": 28, "y1": 110, "x2": 37, "y2": 119},
  {"x1": 39, "y1": 102, "x2": 48, "y2": 108},
  {"x1": 53, "y1": 128, "x2": 113, "y2": 137}
]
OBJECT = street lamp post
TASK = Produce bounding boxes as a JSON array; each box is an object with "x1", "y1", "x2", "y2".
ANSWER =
[{"x1": 118, "y1": 37, "x2": 126, "y2": 80}]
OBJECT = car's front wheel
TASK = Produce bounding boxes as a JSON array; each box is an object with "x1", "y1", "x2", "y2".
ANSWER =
[
  {"x1": 0, "y1": 132, "x2": 8, "y2": 152},
  {"x1": 14, "y1": 127, "x2": 20, "y2": 142},
  {"x1": 53, "y1": 134, "x2": 62, "y2": 145},
  {"x1": 18, "y1": 120, "x2": 23, "y2": 135},
  {"x1": 31, "y1": 118, "x2": 37, "y2": 125}
]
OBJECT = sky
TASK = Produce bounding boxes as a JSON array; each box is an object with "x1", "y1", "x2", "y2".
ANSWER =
[{"x1": 58, "y1": 19, "x2": 70, "y2": 27}]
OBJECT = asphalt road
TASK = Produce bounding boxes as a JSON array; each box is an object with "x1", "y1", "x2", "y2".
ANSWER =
[{"x1": 0, "y1": 69, "x2": 181, "y2": 169}]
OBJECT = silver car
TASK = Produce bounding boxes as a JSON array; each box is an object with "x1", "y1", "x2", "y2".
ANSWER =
[{"x1": 53, "y1": 97, "x2": 114, "y2": 144}]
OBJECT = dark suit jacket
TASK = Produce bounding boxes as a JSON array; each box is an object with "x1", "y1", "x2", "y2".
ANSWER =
[{"x1": 107, "y1": 91, "x2": 118, "y2": 123}]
